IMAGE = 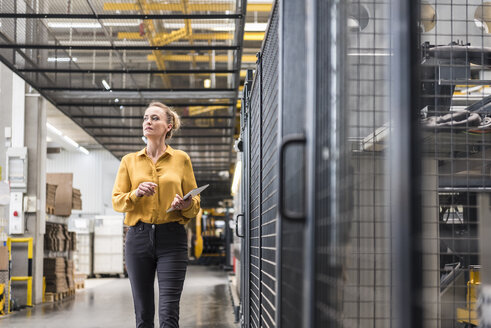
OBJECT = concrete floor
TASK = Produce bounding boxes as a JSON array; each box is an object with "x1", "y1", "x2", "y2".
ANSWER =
[{"x1": 0, "y1": 265, "x2": 239, "y2": 328}]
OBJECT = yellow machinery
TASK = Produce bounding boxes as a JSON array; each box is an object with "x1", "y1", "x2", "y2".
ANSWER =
[
  {"x1": 194, "y1": 209, "x2": 204, "y2": 259},
  {"x1": 7, "y1": 237, "x2": 33, "y2": 312},
  {"x1": 457, "y1": 265, "x2": 480, "y2": 326},
  {"x1": 0, "y1": 283, "x2": 5, "y2": 315}
]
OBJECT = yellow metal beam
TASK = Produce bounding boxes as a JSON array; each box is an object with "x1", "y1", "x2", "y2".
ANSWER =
[
  {"x1": 118, "y1": 31, "x2": 264, "y2": 41},
  {"x1": 188, "y1": 106, "x2": 230, "y2": 116},
  {"x1": 247, "y1": 4, "x2": 273, "y2": 12},
  {"x1": 147, "y1": 54, "x2": 257, "y2": 63},
  {"x1": 104, "y1": 3, "x2": 272, "y2": 12},
  {"x1": 244, "y1": 32, "x2": 265, "y2": 41},
  {"x1": 139, "y1": 1, "x2": 170, "y2": 86},
  {"x1": 8, "y1": 237, "x2": 33, "y2": 308}
]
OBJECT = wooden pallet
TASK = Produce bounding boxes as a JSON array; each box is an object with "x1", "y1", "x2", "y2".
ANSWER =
[
  {"x1": 46, "y1": 206, "x2": 55, "y2": 215},
  {"x1": 44, "y1": 288, "x2": 76, "y2": 303},
  {"x1": 74, "y1": 273, "x2": 86, "y2": 290}
]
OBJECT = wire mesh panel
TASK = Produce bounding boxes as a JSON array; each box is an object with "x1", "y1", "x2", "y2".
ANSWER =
[
  {"x1": 308, "y1": 0, "x2": 395, "y2": 326},
  {"x1": 307, "y1": 0, "x2": 491, "y2": 327},
  {"x1": 245, "y1": 2, "x2": 279, "y2": 327},
  {"x1": 248, "y1": 60, "x2": 262, "y2": 327},
  {"x1": 258, "y1": 6, "x2": 279, "y2": 328},
  {"x1": 419, "y1": 1, "x2": 491, "y2": 327}
]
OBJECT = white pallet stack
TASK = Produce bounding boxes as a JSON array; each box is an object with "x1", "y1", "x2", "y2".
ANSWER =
[
  {"x1": 93, "y1": 215, "x2": 124, "y2": 276},
  {"x1": 70, "y1": 216, "x2": 93, "y2": 276},
  {"x1": 74, "y1": 233, "x2": 91, "y2": 276}
]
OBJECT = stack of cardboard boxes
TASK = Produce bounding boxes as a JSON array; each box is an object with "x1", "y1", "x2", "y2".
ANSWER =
[
  {"x1": 45, "y1": 184, "x2": 57, "y2": 214},
  {"x1": 72, "y1": 189, "x2": 82, "y2": 211},
  {"x1": 46, "y1": 173, "x2": 82, "y2": 216},
  {"x1": 69, "y1": 232, "x2": 77, "y2": 251},
  {"x1": 43, "y1": 173, "x2": 81, "y2": 296},
  {"x1": 43, "y1": 258, "x2": 68, "y2": 293},
  {"x1": 66, "y1": 260, "x2": 75, "y2": 290},
  {"x1": 44, "y1": 223, "x2": 72, "y2": 252}
]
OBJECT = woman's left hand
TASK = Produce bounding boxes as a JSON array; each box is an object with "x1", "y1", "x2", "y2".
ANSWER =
[{"x1": 171, "y1": 194, "x2": 193, "y2": 211}]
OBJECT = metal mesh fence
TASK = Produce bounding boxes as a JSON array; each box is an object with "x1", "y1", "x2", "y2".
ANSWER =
[
  {"x1": 313, "y1": 0, "x2": 491, "y2": 327},
  {"x1": 245, "y1": 2, "x2": 279, "y2": 327},
  {"x1": 420, "y1": 1, "x2": 491, "y2": 327},
  {"x1": 242, "y1": 0, "x2": 491, "y2": 327}
]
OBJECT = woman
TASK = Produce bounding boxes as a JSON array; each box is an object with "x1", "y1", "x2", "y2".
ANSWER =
[{"x1": 112, "y1": 102, "x2": 200, "y2": 328}]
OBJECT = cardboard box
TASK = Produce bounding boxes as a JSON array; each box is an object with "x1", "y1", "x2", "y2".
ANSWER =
[
  {"x1": 46, "y1": 173, "x2": 73, "y2": 216},
  {"x1": 0, "y1": 246, "x2": 8, "y2": 271}
]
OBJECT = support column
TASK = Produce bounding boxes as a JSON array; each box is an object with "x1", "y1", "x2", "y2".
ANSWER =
[
  {"x1": 421, "y1": 158, "x2": 440, "y2": 328},
  {"x1": 1, "y1": 64, "x2": 46, "y2": 306},
  {"x1": 478, "y1": 193, "x2": 491, "y2": 327},
  {"x1": 24, "y1": 91, "x2": 46, "y2": 304}
]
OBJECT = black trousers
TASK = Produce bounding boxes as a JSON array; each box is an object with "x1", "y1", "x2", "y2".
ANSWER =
[{"x1": 125, "y1": 221, "x2": 188, "y2": 328}]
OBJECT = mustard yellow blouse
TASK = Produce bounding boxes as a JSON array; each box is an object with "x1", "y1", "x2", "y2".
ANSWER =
[{"x1": 112, "y1": 146, "x2": 200, "y2": 226}]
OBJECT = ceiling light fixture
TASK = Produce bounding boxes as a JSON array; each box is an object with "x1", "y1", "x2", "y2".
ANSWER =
[
  {"x1": 103, "y1": 21, "x2": 142, "y2": 27},
  {"x1": 204, "y1": 79, "x2": 211, "y2": 88},
  {"x1": 63, "y1": 135, "x2": 79, "y2": 148},
  {"x1": 47, "y1": 57, "x2": 77, "y2": 62},
  {"x1": 46, "y1": 123, "x2": 90, "y2": 155},
  {"x1": 78, "y1": 147, "x2": 90, "y2": 155},
  {"x1": 102, "y1": 80, "x2": 111, "y2": 90},
  {"x1": 46, "y1": 122, "x2": 63, "y2": 136},
  {"x1": 231, "y1": 161, "x2": 242, "y2": 196},
  {"x1": 48, "y1": 22, "x2": 102, "y2": 29},
  {"x1": 244, "y1": 23, "x2": 268, "y2": 31}
]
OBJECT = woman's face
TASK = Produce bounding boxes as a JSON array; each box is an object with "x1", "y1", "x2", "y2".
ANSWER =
[{"x1": 143, "y1": 106, "x2": 172, "y2": 139}]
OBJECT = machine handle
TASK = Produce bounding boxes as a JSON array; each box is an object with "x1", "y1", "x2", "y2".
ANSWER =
[
  {"x1": 279, "y1": 134, "x2": 307, "y2": 220},
  {"x1": 235, "y1": 213, "x2": 245, "y2": 238}
]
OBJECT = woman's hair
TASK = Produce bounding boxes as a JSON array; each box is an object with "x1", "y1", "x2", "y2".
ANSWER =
[{"x1": 147, "y1": 102, "x2": 181, "y2": 140}]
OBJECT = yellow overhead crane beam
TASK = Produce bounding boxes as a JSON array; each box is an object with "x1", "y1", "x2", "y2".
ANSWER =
[
  {"x1": 139, "y1": 1, "x2": 171, "y2": 87},
  {"x1": 137, "y1": 0, "x2": 195, "y2": 87},
  {"x1": 118, "y1": 32, "x2": 265, "y2": 41},
  {"x1": 104, "y1": 3, "x2": 273, "y2": 12},
  {"x1": 147, "y1": 54, "x2": 257, "y2": 63}
]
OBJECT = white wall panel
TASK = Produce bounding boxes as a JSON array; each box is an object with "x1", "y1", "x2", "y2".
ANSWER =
[{"x1": 47, "y1": 149, "x2": 121, "y2": 215}]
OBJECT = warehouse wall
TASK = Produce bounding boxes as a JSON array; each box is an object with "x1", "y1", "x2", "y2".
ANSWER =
[
  {"x1": 47, "y1": 149, "x2": 121, "y2": 215},
  {"x1": 0, "y1": 62, "x2": 14, "y2": 181}
]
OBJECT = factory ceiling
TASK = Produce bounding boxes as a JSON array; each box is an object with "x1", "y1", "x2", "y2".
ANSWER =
[{"x1": 0, "y1": 0, "x2": 272, "y2": 207}]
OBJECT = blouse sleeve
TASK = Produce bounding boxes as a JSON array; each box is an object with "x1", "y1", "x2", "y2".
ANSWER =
[
  {"x1": 112, "y1": 157, "x2": 141, "y2": 213},
  {"x1": 181, "y1": 155, "x2": 201, "y2": 218}
]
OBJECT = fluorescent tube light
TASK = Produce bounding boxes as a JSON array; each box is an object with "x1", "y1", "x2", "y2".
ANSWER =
[
  {"x1": 46, "y1": 123, "x2": 89, "y2": 155},
  {"x1": 48, "y1": 22, "x2": 101, "y2": 29},
  {"x1": 244, "y1": 23, "x2": 268, "y2": 31},
  {"x1": 102, "y1": 80, "x2": 111, "y2": 90},
  {"x1": 63, "y1": 135, "x2": 80, "y2": 148},
  {"x1": 103, "y1": 21, "x2": 141, "y2": 27},
  {"x1": 46, "y1": 122, "x2": 63, "y2": 136},
  {"x1": 78, "y1": 146, "x2": 90, "y2": 155},
  {"x1": 47, "y1": 57, "x2": 77, "y2": 62},
  {"x1": 347, "y1": 52, "x2": 392, "y2": 57},
  {"x1": 231, "y1": 161, "x2": 242, "y2": 196}
]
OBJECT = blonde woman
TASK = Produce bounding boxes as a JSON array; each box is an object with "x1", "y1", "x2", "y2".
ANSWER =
[{"x1": 112, "y1": 102, "x2": 200, "y2": 328}]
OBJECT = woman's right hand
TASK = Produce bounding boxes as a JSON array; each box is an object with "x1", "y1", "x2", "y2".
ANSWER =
[{"x1": 135, "y1": 182, "x2": 158, "y2": 197}]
